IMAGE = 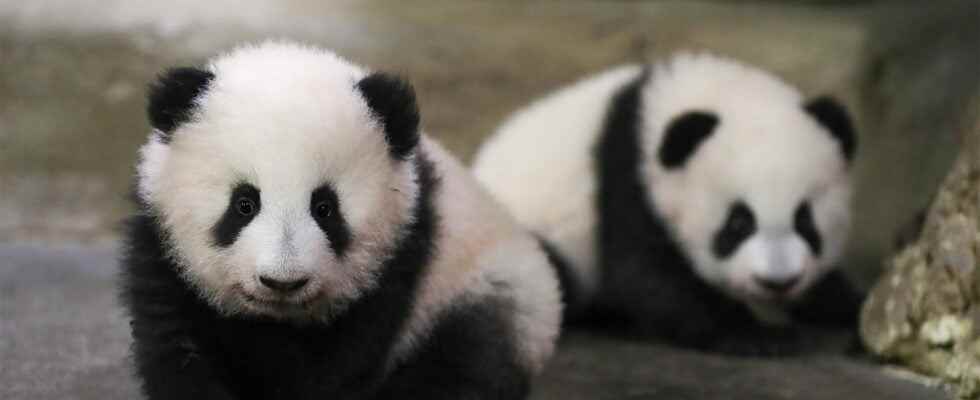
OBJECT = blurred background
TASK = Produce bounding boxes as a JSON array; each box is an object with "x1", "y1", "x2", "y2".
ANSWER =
[{"x1": 1, "y1": 1, "x2": 977, "y2": 399}]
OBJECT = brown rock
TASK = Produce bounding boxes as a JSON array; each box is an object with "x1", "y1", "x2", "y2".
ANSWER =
[{"x1": 861, "y1": 101, "x2": 980, "y2": 399}]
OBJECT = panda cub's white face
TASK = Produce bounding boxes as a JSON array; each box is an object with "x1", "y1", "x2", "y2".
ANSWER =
[
  {"x1": 640, "y1": 54, "x2": 855, "y2": 307},
  {"x1": 137, "y1": 43, "x2": 420, "y2": 321}
]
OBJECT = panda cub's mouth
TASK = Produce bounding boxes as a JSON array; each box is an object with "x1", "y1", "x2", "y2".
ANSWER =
[
  {"x1": 238, "y1": 289, "x2": 320, "y2": 314},
  {"x1": 745, "y1": 276, "x2": 807, "y2": 303}
]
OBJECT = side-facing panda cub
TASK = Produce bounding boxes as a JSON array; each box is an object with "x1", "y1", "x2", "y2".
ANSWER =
[
  {"x1": 473, "y1": 53, "x2": 861, "y2": 355},
  {"x1": 121, "y1": 42, "x2": 561, "y2": 399}
]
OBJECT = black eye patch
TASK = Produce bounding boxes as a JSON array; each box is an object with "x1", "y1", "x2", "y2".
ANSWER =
[
  {"x1": 794, "y1": 201, "x2": 823, "y2": 255},
  {"x1": 311, "y1": 184, "x2": 351, "y2": 257},
  {"x1": 712, "y1": 201, "x2": 756, "y2": 259},
  {"x1": 212, "y1": 183, "x2": 261, "y2": 247}
]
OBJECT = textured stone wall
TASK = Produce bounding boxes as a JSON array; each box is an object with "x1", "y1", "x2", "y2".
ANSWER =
[{"x1": 861, "y1": 99, "x2": 980, "y2": 398}]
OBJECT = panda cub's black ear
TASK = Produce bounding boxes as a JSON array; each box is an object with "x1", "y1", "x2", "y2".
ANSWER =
[
  {"x1": 659, "y1": 111, "x2": 719, "y2": 169},
  {"x1": 804, "y1": 96, "x2": 857, "y2": 163},
  {"x1": 147, "y1": 67, "x2": 215, "y2": 143},
  {"x1": 356, "y1": 72, "x2": 421, "y2": 160}
]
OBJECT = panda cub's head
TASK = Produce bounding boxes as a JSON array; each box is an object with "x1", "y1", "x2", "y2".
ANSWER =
[
  {"x1": 137, "y1": 42, "x2": 422, "y2": 321},
  {"x1": 641, "y1": 54, "x2": 856, "y2": 306}
]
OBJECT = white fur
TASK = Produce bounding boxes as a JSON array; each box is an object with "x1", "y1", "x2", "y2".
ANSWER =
[
  {"x1": 137, "y1": 41, "x2": 560, "y2": 371},
  {"x1": 473, "y1": 53, "x2": 853, "y2": 322},
  {"x1": 389, "y1": 138, "x2": 561, "y2": 374},
  {"x1": 472, "y1": 65, "x2": 645, "y2": 303}
]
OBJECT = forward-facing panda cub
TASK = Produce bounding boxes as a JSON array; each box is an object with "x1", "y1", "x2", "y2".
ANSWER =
[
  {"x1": 120, "y1": 42, "x2": 561, "y2": 399},
  {"x1": 473, "y1": 53, "x2": 861, "y2": 355}
]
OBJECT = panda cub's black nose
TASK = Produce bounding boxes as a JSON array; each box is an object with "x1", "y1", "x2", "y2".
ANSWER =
[
  {"x1": 753, "y1": 275, "x2": 799, "y2": 293},
  {"x1": 259, "y1": 276, "x2": 309, "y2": 293}
]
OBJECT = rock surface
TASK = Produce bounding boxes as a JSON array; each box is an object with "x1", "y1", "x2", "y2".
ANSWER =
[
  {"x1": 861, "y1": 102, "x2": 980, "y2": 398},
  {"x1": 0, "y1": 243, "x2": 945, "y2": 400}
]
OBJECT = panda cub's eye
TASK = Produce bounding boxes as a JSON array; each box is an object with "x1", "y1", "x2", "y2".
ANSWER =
[
  {"x1": 236, "y1": 197, "x2": 256, "y2": 216},
  {"x1": 712, "y1": 201, "x2": 757, "y2": 259},
  {"x1": 794, "y1": 201, "x2": 823, "y2": 255},
  {"x1": 314, "y1": 201, "x2": 331, "y2": 219},
  {"x1": 725, "y1": 203, "x2": 754, "y2": 236},
  {"x1": 211, "y1": 183, "x2": 260, "y2": 248},
  {"x1": 310, "y1": 184, "x2": 351, "y2": 256}
]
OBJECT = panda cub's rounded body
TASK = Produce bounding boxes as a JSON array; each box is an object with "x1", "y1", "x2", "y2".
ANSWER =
[
  {"x1": 121, "y1": 42, "x2": 560, "y2": 399},
  {"x1": 473, "y1": 53, "x2": 861, "y2": 355}
]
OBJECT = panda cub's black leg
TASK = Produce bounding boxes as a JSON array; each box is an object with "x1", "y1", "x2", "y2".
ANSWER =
[
  {"x1": 656, "y1": 300, "x2": 804, "y2": 357},
  {"x1": 791, "y1": 270, "x2": 866, "y2": 355},
  {"x1": 373, "y1": 298, "x2": 530, "y2": 400},
  {"x1": 705, "y1": 272, "x2": 865, "y2": 357},
  {"x1": 130, "y1": 326, "x2": 236, "y2": 400},
  {"x1": 709, "y1": 270, "x2": 864, "y2": 357},
  {"x1": 122, "y1": 216, "x2": 237, "y2": 400},
  {"x1": 790, "y1": 270, "x2": 863, "y2": 327},
  {"x1": 596, "y1": 258, "x2": 804, "y2": 357}
]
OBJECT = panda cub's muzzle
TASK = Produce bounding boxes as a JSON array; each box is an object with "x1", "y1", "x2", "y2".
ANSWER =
[
  {"x1": 258, "y1": 275, "x2": 310, "y2": 294},
  {"x1": 241, "y1": 259, "x2": 323, "y2": 313},
  {"x1": 743, "y1": 234, "x2": 812, "y2": 300}
]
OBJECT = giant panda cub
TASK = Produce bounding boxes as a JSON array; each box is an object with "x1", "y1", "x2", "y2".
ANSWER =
[
  {"x1": 121, "y1": 42, "x2": 561, "y2": 399},
  {"x1": 472, "y1": 53, "x2": 861, "y2": 356}
]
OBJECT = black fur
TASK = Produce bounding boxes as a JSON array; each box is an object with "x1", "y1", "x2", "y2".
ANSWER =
[
  {"x1": 355, "y1": 73, "x2": 421, "y2": 160},
  {"x1": 658, "y1": 111, "x2": 718, "y2": 169},
  {"x1": 711, "y1": 201, "x2": 757, "y2": 259},
  {"x1": 148, "y1": 67, "x2": 214, "y2": 141},
  {"x1": 588, "y1": 68, "x2": 857, "y2": 356},
  {"x1": 310, "y1": 183, "x2": 351, "y2": 257},
  {"x1": 212, "y1": 183, "x2": 261, "y2": 248},
  {"x1": 793, "y1": 201, "x2": 823, "y2": 256},
  {"x1": 122, "y1": 152, "x2": 532, "y2": 399},
  {"x1": 790, "y1": 270, "x2": 861, "y2": 327},
  {"x1": 804, "y1": 96, "x2": 857, "y2": 163},
  {"x1": 373, "y1": 298, "x2": 528, "y2": 399}
]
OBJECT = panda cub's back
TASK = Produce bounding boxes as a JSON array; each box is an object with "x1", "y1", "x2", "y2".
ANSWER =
[{"x1": 472, "y1": 65, "x2": 645, "y2": 299}]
